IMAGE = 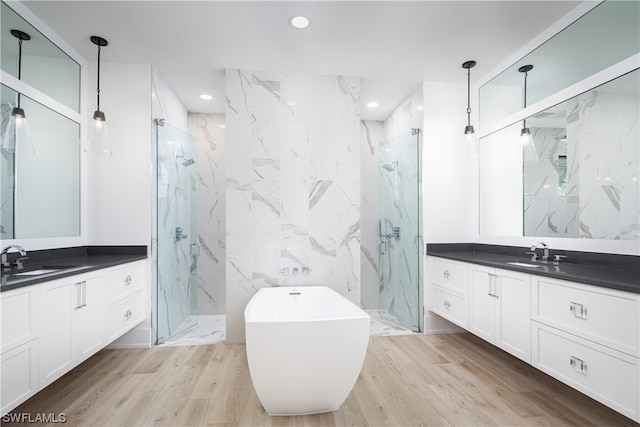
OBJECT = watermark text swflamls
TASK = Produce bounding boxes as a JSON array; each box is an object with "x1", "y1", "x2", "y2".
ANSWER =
[{"x1": 1, "y1": 412, "x2": 67, "y2": 423}]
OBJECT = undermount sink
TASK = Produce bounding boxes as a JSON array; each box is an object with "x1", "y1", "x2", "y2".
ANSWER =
[
  {"x1": 507, "y1": 262, "x2": 541, "y2": 268},
  {"x1": 12, "y1": 268, "x2": 63, "y2": 276}
]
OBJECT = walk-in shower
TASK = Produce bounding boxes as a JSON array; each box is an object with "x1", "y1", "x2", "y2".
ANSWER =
[
  {"x1": 154, "y1": 119, "x2": 200, "y2": 344},
  {"x1": 377, "y1": 129, "x2": 420, "y2": 332}
]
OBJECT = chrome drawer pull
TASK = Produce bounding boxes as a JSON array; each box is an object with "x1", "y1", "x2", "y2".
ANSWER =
[
  {"x1": 124, "y1": 275, "x2": 132, "y2": 286},
  {"x1": 570, "y1": 355, "x2": 587, "y2": 375},
  {"x1": 124, "y1": 309, "x2": 132, "y2": 321},
  {"x1": 443, "y1": 270, "x2": 450, "y2": 279},
  {"x1": 570, "y1": 302, "x2": 587, "y2": 319},
  {"x1": 444, "y1": 300, "x2": 451, "y2": 310}
]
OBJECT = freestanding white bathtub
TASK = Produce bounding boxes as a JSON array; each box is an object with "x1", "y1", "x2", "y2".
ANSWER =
[{"x1": 244, "y1": 286, "x2": 370, "y2": 416}]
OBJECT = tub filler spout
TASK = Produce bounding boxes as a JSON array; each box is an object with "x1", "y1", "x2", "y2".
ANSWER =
[{"x1": 244, "y1": 286, "x2": 370, "y2": 416}]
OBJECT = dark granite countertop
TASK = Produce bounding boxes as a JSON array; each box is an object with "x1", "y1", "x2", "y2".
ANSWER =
[
  {"x1": 1, "y1": 246, "x2": 147, "y2": 292},
  {"x1": 427, "y1": 243, "x2": 640, "y2": 294}
]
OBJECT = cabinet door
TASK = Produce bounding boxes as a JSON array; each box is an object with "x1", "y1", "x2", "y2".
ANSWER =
[
  {"x1": 75, "y1": 276, "x2": 103, "y2": 361},
  {"x1": 38, "y1": 279, "x2": 74, "y2": 388},
  {"x1": 496, "y1": 269, "x2": 531, "y2": 363},
  {"x1": 1, "y1": 339, "x2": 38, "y2": 415},
  {"x1": 469, "y1": 265, "x2": 497, "y2": 342}
]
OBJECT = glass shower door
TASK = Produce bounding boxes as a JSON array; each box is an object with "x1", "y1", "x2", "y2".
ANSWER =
[
  {"x1": 156, "y1": 120, "x2": 199, "y2": 343},
  {"x1": 378, "y1": 129, "x2": 420, "y2": 332}
]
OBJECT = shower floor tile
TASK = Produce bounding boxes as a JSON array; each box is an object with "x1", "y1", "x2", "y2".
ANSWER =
[
  {"x1": 159, "y1": 309, "x2": 413, "y2": 347},
  {"x1": 367, "y1": 309, "x2": 415, "y2": 336},
  {"x1": 160, "y1": 315, "x2": 226, "y2": 346}
]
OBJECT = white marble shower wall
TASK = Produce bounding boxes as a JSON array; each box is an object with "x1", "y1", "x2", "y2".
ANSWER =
[
  {"x1": 225, "y1": 69, "x2": 361, "y2": 343},
  {"x1": 188, "y1": 113, "x2": 226, "y2": 315},
  {"x1": 360, "y1": 120, "x2": 384, "y2": 310}
]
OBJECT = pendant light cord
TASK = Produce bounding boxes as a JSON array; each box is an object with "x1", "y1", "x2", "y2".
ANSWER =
[
  {"x1": 523, "y1": 70, "x2": 528, "y2": 128},
  {"x1": 16, "y1": 37, "x2": 22, "y2": 108},
  {"x1": 96, "y1": 44, "x2": 101, "y2": 111},
  {"x1": 466, "y1": 66, "x2": 471, "y2": 126}
]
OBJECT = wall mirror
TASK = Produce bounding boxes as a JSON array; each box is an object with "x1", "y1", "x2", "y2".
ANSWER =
[
  {"x1": 479, "y1": 69, "x2": 639, "y2": 240},
  {"x1": 479, "y1": 1, "x2": 640, "y2": 126},
  {"x1": 1, "y1": 84, "x2": 81, "y2": 239},
  {"x1": 1, "y1": 1, "x2": 80, "y2": 112},
  {"x1": 0, "y1": 0, "x2": 83, "y2": 242}
]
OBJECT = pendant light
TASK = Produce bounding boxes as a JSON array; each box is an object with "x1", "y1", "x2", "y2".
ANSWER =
[
  {"x1": 519, "y1": 64, "x2": 538, "y2": 163},
  {"x1": 86, "y1": 35, "x2": 111, "y2": 155},
  {"x1": 2, "y1": 29, "x2": 35, "y2": 154},
  {"x1": 462, "y1": 60, "x2": 476, "y2": 140}
]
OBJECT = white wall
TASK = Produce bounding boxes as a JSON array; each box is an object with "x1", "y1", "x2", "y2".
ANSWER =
[
  {"x1": 422, "y1": 81, "x2": 476, "y2": 243},
  {"x1": 87, "y1": 62, "x2": 152, "y2": 246},
  {"x1": 422, "y1": 80, "x2": 476, "y2": 333}
]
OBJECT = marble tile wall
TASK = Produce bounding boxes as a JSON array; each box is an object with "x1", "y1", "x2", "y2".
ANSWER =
[
  {"x1": 225, "y1": 69, "x2": 361, "y2": 342},
  {"x1": 188, "y1": 113, "x2": 226, "y2": 315},
  {"x1": 360, "y1": 120, "x2": 384, "y2": 310}
]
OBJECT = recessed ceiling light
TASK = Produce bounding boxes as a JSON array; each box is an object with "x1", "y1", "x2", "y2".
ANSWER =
[
  {"x1": 366, "y1": 102, "x2": 378, "y2": 108},
  {"x1": 218, "y1": 124, "x2": 226, "y2": 129},
  {"x1": 200, "y1": 94, "x2": 212, "y2": 100},
  {"x1": 286, "y1": 101, "x2": 298, "y2": 106},
  {"x1": 289, "y1": 15, "x2": 310, "y2": 29}
]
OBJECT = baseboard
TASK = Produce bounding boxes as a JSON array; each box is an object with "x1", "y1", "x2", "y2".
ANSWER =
[
  {"x1": 422, "y1": 313, "x2": 466, "y2": 334},
  {"x1": 106, "y1": 326, "x2": 153, "y2": 348}
]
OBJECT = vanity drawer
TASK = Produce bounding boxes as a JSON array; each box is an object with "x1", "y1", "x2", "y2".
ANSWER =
[
  {"x1": 532, "y1": 322, "x2": 639, "y2": 420},
  {"x1": 431, "y1": 258, "x2": 468, "y2": 294},
  {"x1": 432, "y1": 286, "x2": 468, "y2": 329},
  {"x1": 105, "y1": 262, "x2": 143, "y2": 305},
  {"x1": 105, "y1": 293, "x2": 143, "y2": 343},
  {"x1": 532, "y1": 277, "x2": 639, "y2": 356}
]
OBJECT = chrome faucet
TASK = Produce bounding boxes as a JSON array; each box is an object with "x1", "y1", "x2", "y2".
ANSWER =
[
  {"x1": 528, "y1": 242, "x2": 549, "y2": 263},
  {"x1": 1, "y1": 245, "x2": 28, "y2": 272}
]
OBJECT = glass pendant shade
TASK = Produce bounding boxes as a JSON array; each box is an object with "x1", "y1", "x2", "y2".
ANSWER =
[
  {"x1": 86, "y1": 109, "x2": 111, "y2": 155},
  {"x1": 520, "y1": 127, "x2": 538, "y2": 163},
  {"x1": 2, "y1": 106, "x2": 35, "y2": 153}
]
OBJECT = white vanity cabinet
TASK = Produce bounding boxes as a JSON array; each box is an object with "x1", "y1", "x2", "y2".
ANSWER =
[
  {"x1": 0, "y1": 259, "x2": 146, "y2": 416},
  {"x1": 469, "y1": 265, "x2": 531, "y2": 363},
  {"x1": 1, "y1": 286, "x2": 39, "y2": 414},
  {"x1": 429, "y1": 258, "x2": 469, "y2": 328},
  {"x1": 38, "y1": 273, "x2": 103, "y2": 388},
  {"x1": 531, "y1": 276, "x2": 640, "y2": 421}
]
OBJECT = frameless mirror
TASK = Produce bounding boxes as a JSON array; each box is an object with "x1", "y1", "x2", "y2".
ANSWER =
[
  {"x1": 480, "y1": 1, "x2": 640, "y2": 126},
  {"x1": 1, "y1": 84, "x2": 80, "y2": 239},
  {"x1": 479, "y1": 69, "x2": 639, "y2": 240},
  {"x1": 1, "y1": 1, "x2": 80, "y2": 112}
]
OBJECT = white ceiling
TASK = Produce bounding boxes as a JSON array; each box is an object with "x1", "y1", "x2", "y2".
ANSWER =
[{"x1": 22, "y1": 0, "x2": 584, "y2": 121}]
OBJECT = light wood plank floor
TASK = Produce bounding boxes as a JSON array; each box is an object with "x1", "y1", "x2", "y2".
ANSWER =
[{"x1": 5, "y1": 333, "x2": 636, "y2": 426}]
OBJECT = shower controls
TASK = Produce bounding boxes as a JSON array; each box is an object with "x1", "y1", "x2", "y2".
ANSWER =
[
  {"x1": 302, "y1": 267, "x2": 312, "y2": 275},
  {"x1": 280, "y1": 268, "x2": 290, "y2": 275},
  {"x1": 175, "y1": 226, "x2": 188, "y2": 242},
  {"x1": 389, "y1": 226, "x2": 400, "y2": 240}
]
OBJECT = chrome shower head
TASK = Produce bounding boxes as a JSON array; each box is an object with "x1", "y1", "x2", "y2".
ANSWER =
[
  {"x1": 381, "y1": 161, "x2": 397, "y2": 172},
  {"x1": 176, "y1": 155, "x2": 195, "y2": 167}
]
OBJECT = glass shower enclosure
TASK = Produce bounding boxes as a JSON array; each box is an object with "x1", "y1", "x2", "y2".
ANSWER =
[
  {"x1": 155, "y1": 119, "x2": 199, "y2": 344},
  {"x1": 378, "y1": 129, "x2": 420, "y2": 332}
]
